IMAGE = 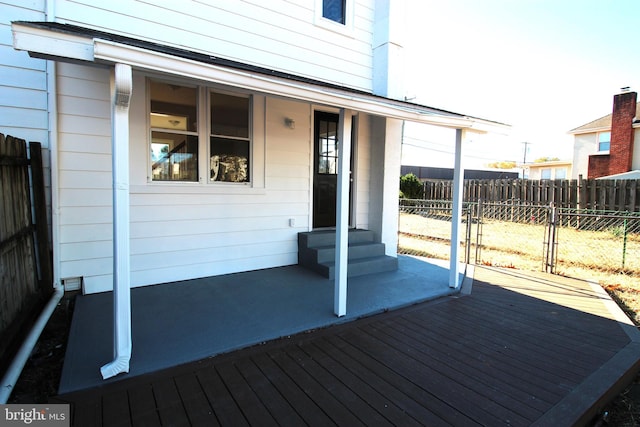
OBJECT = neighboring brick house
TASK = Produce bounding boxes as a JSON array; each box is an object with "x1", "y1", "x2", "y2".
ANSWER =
[{"x1": 569, "y1": 90, "x2": 640, "y2": 179}]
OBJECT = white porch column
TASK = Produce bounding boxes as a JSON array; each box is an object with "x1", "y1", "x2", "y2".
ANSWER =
[
  {"x1": 101, "y1": 63, "x2": 133, "y2": 380},
  {"x1": 449, "y1": 128, "x2": 465, "y2": 288},
  {"x1": 334, "y1": 109, "x2": 353, "y2": 317}
]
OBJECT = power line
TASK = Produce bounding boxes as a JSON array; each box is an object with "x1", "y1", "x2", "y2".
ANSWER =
[{"x1": 401, "y1": 141, "x2": 518, "y2": 163}]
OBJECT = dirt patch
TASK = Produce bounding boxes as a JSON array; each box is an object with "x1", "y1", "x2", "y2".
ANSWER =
[{"x1": 7, "y1": 293, "x2": 75, "y2": 404}]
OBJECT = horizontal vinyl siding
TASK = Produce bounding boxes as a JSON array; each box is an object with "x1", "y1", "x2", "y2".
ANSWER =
[
  {"x1": 57, "y1": 68, "x2": 314, "y2": 293},
  {"x1": 355, "y1": 113, "x2": 370, "y2": 229},
  {"x1": 54, "y1": 0, "x2": 374, "y2": 91},
  {"x1": 125, "y1": 97, "x2": 311, "y2": 290},
  {"x1": 56, "y1": 63, "x2": 113, "y2": 290},
  {"x1": 0, "y1": 2, "x2": 48, "y2": 142}
]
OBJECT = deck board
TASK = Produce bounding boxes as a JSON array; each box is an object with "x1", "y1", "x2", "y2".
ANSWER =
[
  {"x1": 53, "y1": 266, "x2": 640, "y2": 426},
  {"x1": 126, "y1": 383, "x2": 162, "y2": 427}
]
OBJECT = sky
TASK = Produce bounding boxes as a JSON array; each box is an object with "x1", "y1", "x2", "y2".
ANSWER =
[{"x1": 401, "y1": 0, "x2": 640, "y2": 170}]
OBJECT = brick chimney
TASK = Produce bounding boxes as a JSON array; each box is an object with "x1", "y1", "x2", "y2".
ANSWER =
[{"x1": 609, "y1": 89, "x2": 637, "y2": 175}]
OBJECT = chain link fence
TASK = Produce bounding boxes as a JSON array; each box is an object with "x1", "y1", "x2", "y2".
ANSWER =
[
  {"x1": 550, "y1": 208, "x2": 640, "y2": 278},
  {"x1": 398, "y1": 199, "x2": 473, "y2": 263},
  {"x1": 398, "y1": 199, "x2": 640, "y2": 286}
]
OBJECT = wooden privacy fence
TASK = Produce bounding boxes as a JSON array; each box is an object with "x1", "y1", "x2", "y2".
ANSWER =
[
  {"x1": 422, "y1": 178, "x2": 640, "y2": 211},
  {"x1": 0, "y1": 133, "x2": 52, "y2": 372}
]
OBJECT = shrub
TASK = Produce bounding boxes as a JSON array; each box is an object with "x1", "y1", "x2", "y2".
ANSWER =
[{"x1": 400, "y1": 173, "x2": 423, "y2": 199}]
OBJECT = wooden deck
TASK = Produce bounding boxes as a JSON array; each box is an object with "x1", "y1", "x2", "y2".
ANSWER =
[{"x1": 52, "y1": 266, "x2": 640, "y2": 426}]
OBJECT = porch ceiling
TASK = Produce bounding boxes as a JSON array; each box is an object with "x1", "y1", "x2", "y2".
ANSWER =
[{"x1": 12, "y1": 21, "x2": 509, "y2": 134}]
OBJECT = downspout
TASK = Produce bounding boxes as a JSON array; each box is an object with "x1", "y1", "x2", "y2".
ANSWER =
[
  {"x1": 0, "y1": 0, "x2": 63, "y2": 404},
  {"x1": 100, "y1": 63, "x2": 133, "y2": 379}
]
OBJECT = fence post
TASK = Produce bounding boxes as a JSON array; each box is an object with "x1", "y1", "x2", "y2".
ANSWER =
[
  {"x1": 475, "y1": 198, "x2": 483, "y2": 264},
  {"x1": 29, "y1": 142, "x2": 53, "y2": 296},
  {"x1": 465, "y1": 204, "x2": 472, "y2": 264},
  {"x1": 544, "y1": 202, "x2": 557, "y2": 273},
  {"x1": 622, "y1": 218, "x2": 628, "y2": 269}
]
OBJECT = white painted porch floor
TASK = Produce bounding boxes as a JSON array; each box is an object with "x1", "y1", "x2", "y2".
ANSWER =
[{"x1": 59, "y1": 255, "x2": 463, "y2": 393}]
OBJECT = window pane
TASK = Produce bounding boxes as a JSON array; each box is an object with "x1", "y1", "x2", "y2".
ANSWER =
[
  {"x1": 323, "y1": 0, "x2": 345, "y2": 24},
  {"x1": 149, "y1": 81, "x2": 197, "y2": 132},
  {"x1": 318, "y1": 117, "x2": 338, "y2": 174},
  {"x1": 598, "y1": 131, "x2": 611, "y2": 151},
  {"x1": 210, "y1": 137, "x2": 249, "y2": 182},
  {"x1": 151, "y1": 132, "x2": 198, "y2": 181},
  {"x1": 556, "y1": 168, "x2": 567, "y2": 179},
  {"x1": 541, "y1": 168, "x2": 551, "y2": 179},
  {"x1": 211, "y1": 92, "x2": 249, "y2": 138}
]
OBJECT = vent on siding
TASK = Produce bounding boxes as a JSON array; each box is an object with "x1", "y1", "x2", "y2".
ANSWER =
[{"x1": 62, "y1": 277, "x2": 82, "y2": 292}]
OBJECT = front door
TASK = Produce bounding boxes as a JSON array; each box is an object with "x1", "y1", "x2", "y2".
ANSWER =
[{"x1": 313, "y1": 111, "x2": 353, "y2": 228}]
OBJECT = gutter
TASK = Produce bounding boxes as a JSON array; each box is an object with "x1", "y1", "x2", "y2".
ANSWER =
[{"x1": 0, "y1": 285, "x2": 64, "y2": 403}]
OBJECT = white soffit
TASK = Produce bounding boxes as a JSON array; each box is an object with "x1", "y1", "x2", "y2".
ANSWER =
[{"x1": 12, "y1": 22, "x2": 508, "y2": 133}]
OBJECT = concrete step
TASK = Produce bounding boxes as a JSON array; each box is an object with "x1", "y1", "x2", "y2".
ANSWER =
[
  {"x1": 298, "y1": 229, "x2": 375, "y2": 248},
  {"x1": 297, "y1": 229, "x2": 398, "y2": 279},
  {"x1": 320, "y1": 255, "x2": 399, "y2": 280},
  {"x1": 305, "y1": 242, "x2": 387, "y2": 264}
]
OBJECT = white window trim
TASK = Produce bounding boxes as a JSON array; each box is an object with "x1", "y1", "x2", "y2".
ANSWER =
[
  {"x1": 145, "y1": 77, "x2": 265, "y2": 190},
  {"x1": 596, "y1": 131, "x2": 611, "y2": 154},
  {"x1": 314, "y1": 0, "x2": 354, "y2": 36}
]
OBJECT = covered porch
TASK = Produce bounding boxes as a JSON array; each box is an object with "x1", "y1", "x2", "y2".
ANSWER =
[{"x1": 59, "y1": 256, "x2": 465, "y2": 393}]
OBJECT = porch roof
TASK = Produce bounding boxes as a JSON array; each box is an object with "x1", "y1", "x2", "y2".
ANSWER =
[{"x1": 12, "y1": 21, "x2": 509, "y2": 133}]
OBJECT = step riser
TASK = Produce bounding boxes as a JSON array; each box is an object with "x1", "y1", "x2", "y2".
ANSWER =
[
  {"x1": 326, "y1": 257, "x2": 399, "y2": 280},
  {"x1": 298, "y1": 230, "x2": 375, "y2": 248},
  {"x1": 313, "y1": 243, "x2": 386, "y2": 263}
]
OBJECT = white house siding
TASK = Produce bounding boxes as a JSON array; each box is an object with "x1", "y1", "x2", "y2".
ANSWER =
[
  {"x1": 56, "y1": 63, "x2": 113, "y2": 293},
  {"x1": 634, "y1": 128, "x2": 640, "y2": 170},
  {"x1": 56, "y1": 63, "x2": 348, "y2": 293},
  {"x1": 0, "y1": 0, "x2": 47, "y2": 142},
  {"x1": 571, "y1": 133, "x2": 597, "y2": 179},
  {"x1": 353, "y1": 113, "x2": 371, "y2": 229},
  {"x1": 53, "y1": 0, "x2": 375, "y2": 92}
]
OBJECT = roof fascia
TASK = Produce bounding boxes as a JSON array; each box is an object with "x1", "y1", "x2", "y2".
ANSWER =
[
  {"x1": 12, "y1": 22, "x2": 508, "y2": 133},
  {"x1": 12, "y1": 22, "x2": 94, "y2": 61},
  {"x1": 568, "y1": 126, "x2": 610, "y2": 135}
]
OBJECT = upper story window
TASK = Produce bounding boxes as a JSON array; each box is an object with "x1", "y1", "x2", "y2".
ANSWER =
[
  {"x1": 598, "y1": 131, "x2": 611, "y2": 152},
  {"x1": 149, "y1": 80, "x2": 252, "y2": 183},
  {"x1": 315, "y1": 0, "x2": 352, "y2": 34},
  {"x1": 323, "y1": 0, "x2": 346, "y2": 24}
]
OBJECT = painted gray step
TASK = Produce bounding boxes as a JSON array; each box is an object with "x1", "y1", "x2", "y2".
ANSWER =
[
  {"x1": 298, "y1": 229, "x2": 375, "y2": 248},
  {"x1": 320, "y1": 255, "x2": 399, "y2": 280},
  {"x1": 303, "y1": 242, "x2": 387, "y2": 264}
]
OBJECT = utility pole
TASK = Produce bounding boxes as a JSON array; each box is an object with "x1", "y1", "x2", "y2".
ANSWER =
[{"x1": 521, "y1": 141, "x2": 531, "y2": 178}]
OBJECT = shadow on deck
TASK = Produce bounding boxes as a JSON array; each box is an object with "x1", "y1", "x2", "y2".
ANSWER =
[{"x1": 55, "y1": 261, "x2": 640, "y2": 426}]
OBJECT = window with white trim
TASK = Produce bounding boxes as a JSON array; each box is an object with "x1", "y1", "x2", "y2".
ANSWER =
[
  {"x1": 598, "y1": 131, "x2": 611, "y2": 152},
  {"x1": 315, "y1": 0, "x2": 352, "y2": 33},
  {"x1": 149, "y1": 79, "x2": 252, "y2": 183},
  {"x1": 323, "y1": 0, "x2": 346, "y2": 24},
  {"x1": 540, "y1": 168, "x2": 552, "y2": 180}
]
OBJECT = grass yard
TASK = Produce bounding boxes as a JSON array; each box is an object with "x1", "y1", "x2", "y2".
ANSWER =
[{"x1": 398, "y1": 212, "x2": 640, "y2": 324}]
